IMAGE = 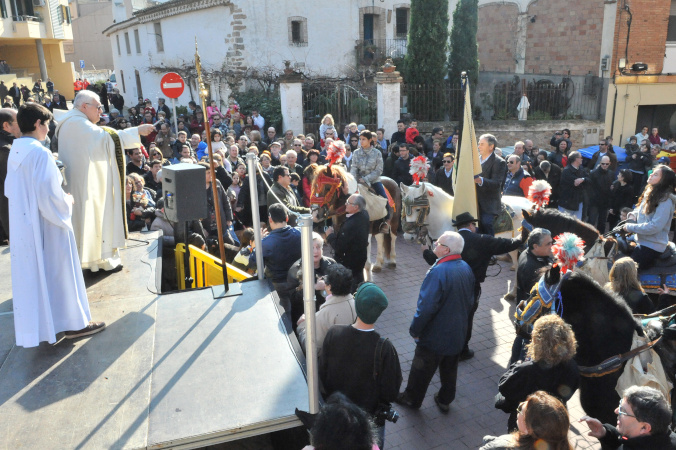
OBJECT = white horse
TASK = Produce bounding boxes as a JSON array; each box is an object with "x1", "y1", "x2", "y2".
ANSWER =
[{"x1": 400, "y1": 182, "x2": 532, "y2": 298}]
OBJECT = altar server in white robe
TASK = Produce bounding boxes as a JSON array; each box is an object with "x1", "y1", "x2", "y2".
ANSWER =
[
  {"x1": 54, "y1": 90, "x2": 154, "y2": 272},
  {"x1": 6, "y1": 103, "x2": 105, "y2": 347}
]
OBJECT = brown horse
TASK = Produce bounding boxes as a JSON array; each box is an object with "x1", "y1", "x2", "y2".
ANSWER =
[{"x1": 308, "y1": 164, "x2": 401, "y2": 273}]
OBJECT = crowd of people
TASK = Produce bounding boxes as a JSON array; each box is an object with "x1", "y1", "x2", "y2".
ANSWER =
[{"x1": 3, "y1": 85, "x2": 676, "y2": 449}]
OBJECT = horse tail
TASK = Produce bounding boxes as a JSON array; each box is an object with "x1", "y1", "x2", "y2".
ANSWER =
[{"x1": 381, "y1": 177, "x2": 401, "y2": 260}]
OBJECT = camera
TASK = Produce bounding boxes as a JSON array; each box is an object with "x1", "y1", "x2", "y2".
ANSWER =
[{"x1": 374, "y1": 404, "x2": 399, "y2": 426}]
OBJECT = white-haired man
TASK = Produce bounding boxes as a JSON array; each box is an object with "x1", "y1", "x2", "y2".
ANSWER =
[
  {"x1": 396, "y1": 231, "x2": 475, "y2": 413},
  {"x1": 55, "y1": 90, "x2": 154, "y2": 271}
]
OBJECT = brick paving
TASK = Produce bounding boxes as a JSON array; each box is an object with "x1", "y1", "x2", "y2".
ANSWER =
[{"x1": 365, "y1": 235, "x2": 602, "y2": 450}]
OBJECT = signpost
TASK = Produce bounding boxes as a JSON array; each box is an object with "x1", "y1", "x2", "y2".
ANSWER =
[
  {"x1": 79, "y1": 60, "x2": 85, "y2": 80},
  {"x1": 160, "y1": 72, "x2": 185, "y2": 134}
]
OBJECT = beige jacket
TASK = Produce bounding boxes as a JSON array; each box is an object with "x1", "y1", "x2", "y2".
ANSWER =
[{"x1": 296, "y1": 294, "x2": 357, "y2": 357}]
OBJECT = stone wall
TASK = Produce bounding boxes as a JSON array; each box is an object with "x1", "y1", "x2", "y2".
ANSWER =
[
  {"x1": 477, "y1": 0, "x2": 604, "y2": 76},
  {"x1": 477, "y1": 3, "x2": 519, "y2": 73},
  {"x1": 524, "y1": 0, "x2": 603, "y2": 76},
  {"x1": 416, "y1": 120, "x2": 606, "y2": 151}
]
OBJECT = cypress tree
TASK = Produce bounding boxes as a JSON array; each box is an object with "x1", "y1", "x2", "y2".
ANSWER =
[
  {"x1": 448, "y1": 0, "x2": 479, "y2": 88},
  {"x1": 404, "y1": 0, "x2": 449, "y2": 85},
  {"x1": 403, "y1": 0, "x2": 449, "y2": 120}
]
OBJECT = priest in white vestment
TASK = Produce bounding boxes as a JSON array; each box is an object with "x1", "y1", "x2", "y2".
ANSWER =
[
  {"x1": 54, "y1": 90, "x2": 154, "y2": 271},
  {"x1": 5, "y1": 103, "x2": 105, "y2": 347}
]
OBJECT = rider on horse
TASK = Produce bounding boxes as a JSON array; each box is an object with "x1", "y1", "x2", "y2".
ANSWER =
[{"x1": 350, "y1": 130, "x2": 391, "y2": 233}]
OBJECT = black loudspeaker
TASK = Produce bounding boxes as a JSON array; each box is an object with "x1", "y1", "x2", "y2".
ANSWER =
[{"x1": 163, "y1": 164, "x2": 207, "y2": 222}]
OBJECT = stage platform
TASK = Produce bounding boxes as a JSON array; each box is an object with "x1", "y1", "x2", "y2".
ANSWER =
[{"x1": 0, "y1": 232, "x2": 309, "y2": 449}]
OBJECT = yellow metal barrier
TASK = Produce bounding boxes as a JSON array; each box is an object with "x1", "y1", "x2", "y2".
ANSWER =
[{"x1": 175, "y1": 244, "x2": 251, "y2": 289}]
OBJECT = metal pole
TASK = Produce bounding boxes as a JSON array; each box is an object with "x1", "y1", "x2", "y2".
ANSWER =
[
  {"x1": 171, "y1": 97, "x2": 178, "y2": 133},
  {"x1": 195, "y1": 39, "x2": 229, "y2": 292},
  {"x1": 246, "y1": 152, "x2": 265, "y2": 279},
  {"x1": 299, "y1": 213, "x2": 320, "y2": 414}
]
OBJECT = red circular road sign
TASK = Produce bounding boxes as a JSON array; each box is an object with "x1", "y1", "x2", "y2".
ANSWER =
[{"x1": 160, "y1": 72, "x2": 185, "y2": 99}]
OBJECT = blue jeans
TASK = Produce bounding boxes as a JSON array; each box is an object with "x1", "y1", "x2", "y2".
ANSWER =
[
  {"x1": 480, "y1": 212, "x2": 496, "y2": 236},
  {"x1": 558, "y1": 204, "x2": 582, "y2": 220},
  {"x1": 631, "y1": 245, "x2": 662, "y2": 270},
  {"x1": 371, "y1": 181, "x2": 390, "y2": 221},
  {"x1": 371, "y1": 181, "x2": 387, "y2": 199}
]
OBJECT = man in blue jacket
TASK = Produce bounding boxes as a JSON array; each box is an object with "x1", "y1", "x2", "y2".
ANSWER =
[
  {"x1": 249, "y1": 204, "x2": 301, "y2": 316},
  {"x1": 396, "y1": 231, "x2": 475, "y2": 413}
]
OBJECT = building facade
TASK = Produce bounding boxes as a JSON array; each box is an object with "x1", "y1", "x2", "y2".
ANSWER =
[
  {"x1": 605, "y1": 0, "x2": 676, "y2": 144},
  {"x1": 0, "y1": 0, "x2": 76, "y2": 98},
  {"x1": 103, "y1": 0, "x2": 425, "y2": 109},
  {"x1": 64, "y1": 0, "x2": 115, "y2": 72}
]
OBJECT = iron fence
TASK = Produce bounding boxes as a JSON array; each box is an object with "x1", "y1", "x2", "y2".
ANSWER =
[
  {"x1": 401, "y1": 84, "x2": 464, "y2": 122},
  {"x1": 485, "y1": 77, "x2": 602, "y2": 120},
  {"x1": 402, "y1": 77, "x2": 603, "y2": 121},
  {"x1": 355, "y1": 39, "x2": 408, "y2": 67},
  {"x1": 302, "y1": 83, "x2": 377, "y2": 136}
]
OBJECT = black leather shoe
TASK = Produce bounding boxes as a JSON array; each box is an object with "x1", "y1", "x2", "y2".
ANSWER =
[
  {"x1": 434, "y1": 393, "x2": 450, "y2": 413},
  {"x1": 459, "y1": 348, "x2": 475, "y2": 361},
  {"x1": 395, "y1": 392, "x2": 421, "y2": 409}
]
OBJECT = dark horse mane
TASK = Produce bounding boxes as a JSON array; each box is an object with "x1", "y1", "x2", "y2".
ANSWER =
[
  {"x1": 523, "y1": 208, "x2": 601, "y2": 252},
  {"x1": 544, "y1": 265, "x2": 641, "y2": 424}
]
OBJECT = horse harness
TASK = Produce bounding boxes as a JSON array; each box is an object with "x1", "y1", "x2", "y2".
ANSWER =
[
  {"x1": 401, "y1": 189, "x2": 430, "y2": 236},
  {"x1": 516, "y1": 271, "x2": 660, "y2": 378},
  {"x1": 311, "y1": 174, "x2": 342, "y2": 208},
  {"x1": 577, "y1": 302, "x2": 675, "y2": 378},
  {"x1": 578, "y1": 336, "x2": 662, "y2": 378}
]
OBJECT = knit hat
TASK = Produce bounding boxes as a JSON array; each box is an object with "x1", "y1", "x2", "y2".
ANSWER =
[{"x1": 354, "y1": 282, "x2": 388, "y2": 324}]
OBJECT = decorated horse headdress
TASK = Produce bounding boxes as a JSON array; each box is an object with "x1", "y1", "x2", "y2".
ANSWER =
[
  {"x1": 527, "y1": 180, "x2": 552, "y2": 211},
  {"x1": 515, "y1": 232, "x2": 586, "y2": 335},
  {"x1": 325, "y1": 140, "x2": 346, "y2": 167},
  {"x1": 309, "y1": 163, "x2": 350, "y2": 212},
  {"x1": 409, "y1": 156, "x2": 430, "y2": 186}
]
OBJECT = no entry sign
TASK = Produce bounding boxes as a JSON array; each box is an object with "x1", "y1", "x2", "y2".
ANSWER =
[{"x1": 160, "y1": 72, "x2": 185, "y2": 99}]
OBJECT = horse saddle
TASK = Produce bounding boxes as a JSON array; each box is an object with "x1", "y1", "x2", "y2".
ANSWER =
[
  {"x1": 634, "y1": 244, "x2": 676, "y2": 293},
  {"x1": 357, "y1": 184, "x2": 387, "y2": 221},
  {"x1": 617, "y1": 238, "x2": 676, "y2": 268},
  {"x1": 493, "y1": 203, "x2": 516, "y2": 235}
]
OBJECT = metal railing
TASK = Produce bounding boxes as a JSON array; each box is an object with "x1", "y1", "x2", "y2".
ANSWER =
[
  {"x1": 303, "y1": 83, "x2": 377, "y2": 135},
  {"x1": 401, "y1": 83, "x2": 464, "y2": 122},
  {"x1": 355, "y1": 39, "x2": 408, "y2": 66},
  {"x1": 175, "y1": 243, "x2": 251, "y2": 290},
  {"x1": 402, "y1": 77, "x2": 603, "y2": 121},
  {"x1": 12, "y1": 15, "x2": 42, "y2": 22}
]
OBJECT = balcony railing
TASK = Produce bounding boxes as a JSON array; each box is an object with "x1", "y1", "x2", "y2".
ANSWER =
[
  {"x1": 12, "y1": 14, "x2": 43, "y2": 22},
  {"x1": 355, "y1": 38, "x2": 408, "y2": 66}
]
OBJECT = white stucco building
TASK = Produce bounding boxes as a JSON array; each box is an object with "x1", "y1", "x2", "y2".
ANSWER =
[{"x1": 103, "y1": 0, "x2": 468, "y2": 109}]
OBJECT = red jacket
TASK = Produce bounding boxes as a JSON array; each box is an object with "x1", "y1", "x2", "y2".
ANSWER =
[{"x1": 405, "y1": 128, "x2": 419, "y2": 144}]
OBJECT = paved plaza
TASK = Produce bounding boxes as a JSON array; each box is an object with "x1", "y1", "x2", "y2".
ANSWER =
[{"x1": 366, "y1": 235, "x2": 602, "y2": 450}]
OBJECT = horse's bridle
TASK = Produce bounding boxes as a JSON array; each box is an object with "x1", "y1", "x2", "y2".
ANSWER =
[
  {"x1": 401, "y1": 188, "x2": 430, "y2": 240},
  {"x1": 311, "y1": 174, "x2": 342, "y2": 207}
]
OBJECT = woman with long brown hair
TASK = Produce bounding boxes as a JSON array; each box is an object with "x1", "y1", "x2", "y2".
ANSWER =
[
  {"x1": 481, "y1": 391, "x2": 572, "y2": 450},
  {"x1": 606, "y1": 257, "x2": 655, "y2": 314},
  {"x1": 623, "y1": 164, "x2": 676, "y2": 269}
]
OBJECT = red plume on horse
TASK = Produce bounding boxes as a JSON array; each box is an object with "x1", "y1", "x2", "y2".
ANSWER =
[
  {"x1": 409, "y1": 156, "x2": 430, "y2": 186},
  {"x1": 527, "y1": 180, "x2": 552, "y2": 211},
  {"x1": 326, "y1": 140, "x2": 346, "y2": 167},
  {"x1": 552, "y1": 232, "x2": 585, "y2": 274}
]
